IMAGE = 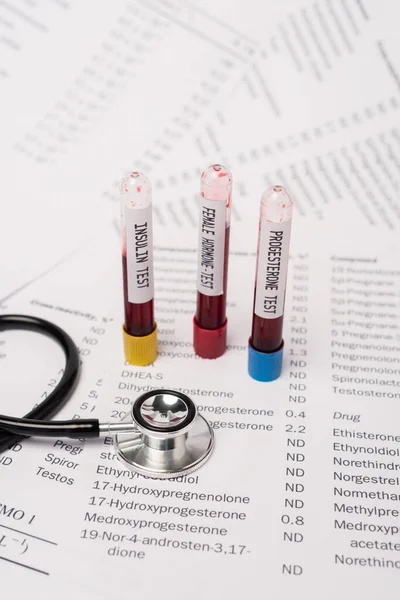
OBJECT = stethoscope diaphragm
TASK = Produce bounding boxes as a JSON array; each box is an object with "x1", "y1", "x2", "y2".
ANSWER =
[{"x1": 113, "y1": 390, "x2": 214, "y2": 478}]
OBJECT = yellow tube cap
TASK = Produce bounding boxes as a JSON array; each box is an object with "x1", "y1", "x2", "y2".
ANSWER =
[{"x1": 122, "y1": 324, "x2": 158, "y2": 366}]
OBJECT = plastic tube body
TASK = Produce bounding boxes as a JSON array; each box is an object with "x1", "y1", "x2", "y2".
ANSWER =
[
  {"x1": 196, "y1": 226, "x2": 230, "y2": 329},
  {"x1": 194, "y1": 164, "x2": 232, "y2": 358}
]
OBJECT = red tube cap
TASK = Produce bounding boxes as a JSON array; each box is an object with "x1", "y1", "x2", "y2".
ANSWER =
[{"x1": 193, "y1": 317, "x2": 227, "y2": 359}]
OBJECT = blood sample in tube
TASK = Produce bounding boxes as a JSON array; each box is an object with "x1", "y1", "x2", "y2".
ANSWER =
[
  {"x1": 248, "y1": 185, "x2": 293, "y2": 381},
  {"x1": 193, "y1": 164, "x2": 232, "y2": 359},
  {"x1": 121, "y1": 171, "x2": 157, "y2": 365}
]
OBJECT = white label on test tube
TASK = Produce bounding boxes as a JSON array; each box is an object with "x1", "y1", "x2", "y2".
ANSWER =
[
  {"x1": 196, "y1": 196, "x2": 226, "y2": 296},
  {"x1": 126, "y1": 205, "x2": 154, "y2": 304},
  {"x1": 255, "y1": 219, "x2": 291, "y2": 319}
]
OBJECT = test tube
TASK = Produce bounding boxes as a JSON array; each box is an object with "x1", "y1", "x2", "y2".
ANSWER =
[
  {"x1": 193, "y1": 164, "x2": 232, "y2": 359},
  {"x1": 121, "y1": 171, "x2": 157, "y2": 366},
  {"x1": 248, "y1": 185, "x2": 294, "y2": 381}
]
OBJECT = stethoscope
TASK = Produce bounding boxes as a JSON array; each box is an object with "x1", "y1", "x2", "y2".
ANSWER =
[{"x1": 0, "y1": 314, "x2": 214, "y2": 479}]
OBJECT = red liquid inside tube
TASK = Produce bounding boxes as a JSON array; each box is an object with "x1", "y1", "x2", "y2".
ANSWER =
[
  {"x1": 196, "y1": 226, "x2": 230, "y2": 329},
  {"x1": 122, "y1": 253, "x2": 154, "y2": 337},
  {"x1": 251, "y1": 313, "x2": 283, "y2": 353}
]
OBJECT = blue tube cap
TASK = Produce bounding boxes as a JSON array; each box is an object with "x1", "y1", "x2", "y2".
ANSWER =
[{"x1": 248, "y1": 339, "x2": 284, "y2": 382}]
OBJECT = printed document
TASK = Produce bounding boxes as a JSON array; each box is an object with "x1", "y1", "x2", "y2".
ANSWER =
[{"x1": 1, "y1": 1, "x2": 400, "y2": 598}]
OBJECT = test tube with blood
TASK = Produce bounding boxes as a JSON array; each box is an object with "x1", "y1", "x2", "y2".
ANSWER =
[
  {"x1": 193, "y1": 164, "x2": 232, "y2": 359},
  {"x1": 121, "y1": 171, "x2": 157, "y2": 366},
  {"x1": 248, "y1": 185, "x2": 294, "y2": 381}
]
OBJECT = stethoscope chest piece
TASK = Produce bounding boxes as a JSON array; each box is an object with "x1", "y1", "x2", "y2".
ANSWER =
[{"x1": 113, "y1": 390, "x2": 214, "y2": 478}]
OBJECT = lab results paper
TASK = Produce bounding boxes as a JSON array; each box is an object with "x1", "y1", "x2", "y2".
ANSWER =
[
  {"x1": 1, "y1": 222, "x2": 400, "y2": 599},
  {"x1": 0, "y1": 0, "x2": 400, "y2": 598}
]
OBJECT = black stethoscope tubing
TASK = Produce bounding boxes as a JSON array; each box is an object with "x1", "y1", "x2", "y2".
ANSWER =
[{"x1": 0, "y1": 314, "x2": 100, "y2": 454}]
